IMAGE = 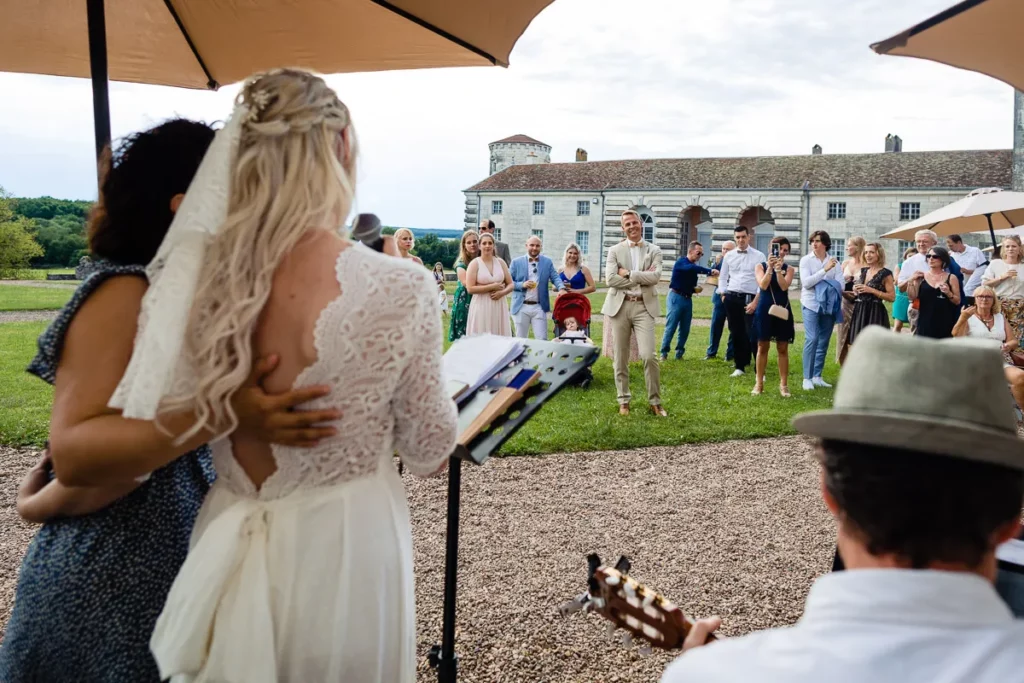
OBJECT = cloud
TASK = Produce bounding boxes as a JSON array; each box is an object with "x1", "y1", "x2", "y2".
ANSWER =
[{"x1": 0, "y1": 0, "x2": 1014, "y2": 229}]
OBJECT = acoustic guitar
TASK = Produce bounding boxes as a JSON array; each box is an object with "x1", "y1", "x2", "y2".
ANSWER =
[{"x1": 558, "y1": 554, "x2": 715, "y2": 653}]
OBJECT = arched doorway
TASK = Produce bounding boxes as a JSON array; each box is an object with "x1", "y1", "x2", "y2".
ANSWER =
[
  {"x1": 738, "y1": 206, "x2": 775, "y2": 255},
  {"x1": 679, "y1": 205, "x2": 712, "y2": 259}
]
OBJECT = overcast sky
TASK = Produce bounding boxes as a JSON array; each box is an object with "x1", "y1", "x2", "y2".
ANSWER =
[{"x1": 0, "y1": 0, "x2": 1014, "y2": 229}]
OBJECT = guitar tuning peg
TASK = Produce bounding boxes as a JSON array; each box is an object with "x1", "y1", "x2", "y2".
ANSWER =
[
  {"x1": 623, "y1": 584, "x2": 636, "y2": 599},
  {"x1": 638, "y1": 646, "x2": 653, "y2": 657},
  {"x1": 641, "y1": 593, "x2": 655, "y2": 609}
]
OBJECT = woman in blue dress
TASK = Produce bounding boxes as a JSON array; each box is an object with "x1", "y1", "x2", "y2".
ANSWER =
[
  {"x1": 1, "y1": 120, "x2": 337, "y2": 682},
  {"x1": 752, "y1": 236, "x2": 796, "y2": 397},
  {"x1": 557, "y1": 242, "x2": 597, "y2": 296}
]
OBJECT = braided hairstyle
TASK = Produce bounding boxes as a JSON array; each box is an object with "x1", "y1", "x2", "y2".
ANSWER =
[{"x1": 169, "y1": 68, "x2": 358, "y2": 440}]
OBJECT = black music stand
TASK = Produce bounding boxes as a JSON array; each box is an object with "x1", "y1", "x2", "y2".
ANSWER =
[{"x1": 428, "y1": 338, "x2": 599, "y2": 683}]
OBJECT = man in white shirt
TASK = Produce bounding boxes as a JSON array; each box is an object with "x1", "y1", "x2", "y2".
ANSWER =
[
  {"x1": 662, "y1": 329, "x2": 1024, "y2": 683},
  {"x1": 947, "y1": 234, "x2": 988, "y2": 306},
  {"x1": 716, "y1": 225, "x2": 764, "y2": 377},
  {"x1": 798, "y1": 230, "x2": 842, "y2": 391}
]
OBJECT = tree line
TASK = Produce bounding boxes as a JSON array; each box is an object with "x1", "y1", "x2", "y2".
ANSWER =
[{"x1": 0, "y1": 189, "x2": 462, "y2": 276}]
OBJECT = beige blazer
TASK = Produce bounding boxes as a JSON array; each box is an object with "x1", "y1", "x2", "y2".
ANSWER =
[{"x1": 602, "y1": 240, "x2": 663, "y2": 318}]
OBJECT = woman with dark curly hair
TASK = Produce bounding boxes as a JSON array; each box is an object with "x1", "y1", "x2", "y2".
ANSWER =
[{"x1": 0, "y1": 119, "x2": 335, "y2": 682}]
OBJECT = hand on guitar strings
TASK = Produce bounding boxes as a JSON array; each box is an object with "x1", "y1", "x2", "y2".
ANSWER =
[{"x1": 683, "y1": 616, "x2": 722, "y2": 651}]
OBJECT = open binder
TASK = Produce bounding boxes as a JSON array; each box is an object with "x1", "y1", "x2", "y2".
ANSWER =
[{"x1": 428, "y1": 338, "x2": 600, "y2": 682}]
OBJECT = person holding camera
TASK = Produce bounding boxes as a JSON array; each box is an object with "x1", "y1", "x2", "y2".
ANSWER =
[{"x1": 751, "y1": 237, "x2": 795, "y2": 397}]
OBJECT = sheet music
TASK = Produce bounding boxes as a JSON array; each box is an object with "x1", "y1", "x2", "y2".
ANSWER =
[
  {"x1": 997, "y1": 539, "x2": 1024, "y2": 568},
  {"x1": 443, "y1": 335, "x2": 524, "y2": 403}
]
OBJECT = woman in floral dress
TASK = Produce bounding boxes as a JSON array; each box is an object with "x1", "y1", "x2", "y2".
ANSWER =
[{"x1": 448, "y1": 230, "x2": 479, "y2": 342}]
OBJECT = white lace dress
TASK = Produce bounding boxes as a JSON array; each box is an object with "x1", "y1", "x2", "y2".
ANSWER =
[{"x1": 150, "y1": 244, "x2": 459, "y2": 683}]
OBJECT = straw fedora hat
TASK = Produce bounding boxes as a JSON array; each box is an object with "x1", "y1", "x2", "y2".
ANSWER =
[{"x1": 793, "y1": 326, "x2": 1024, "y2": 470}]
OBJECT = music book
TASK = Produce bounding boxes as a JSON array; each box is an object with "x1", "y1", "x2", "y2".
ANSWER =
[{"x1": 443, "y1": 335, "x2": 524, "y2": 404}]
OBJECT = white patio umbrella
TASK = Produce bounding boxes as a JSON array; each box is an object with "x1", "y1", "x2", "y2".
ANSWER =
[{"x1": 880, "y1": 187, "x2": 1024, "y2": 246}]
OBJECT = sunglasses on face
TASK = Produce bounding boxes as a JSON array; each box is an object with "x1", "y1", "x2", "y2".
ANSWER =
[
  {"x1": 926, "y1": 254, "x2": 941, "y2": 260},
  {"x1": 975, "y1": 295, "x2": 994, "y2": 299}
]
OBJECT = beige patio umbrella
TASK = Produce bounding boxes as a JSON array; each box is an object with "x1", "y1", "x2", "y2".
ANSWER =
[
  {"x1": 871, "y1": 0, "x2": 1024, "y2": 91},
  {"x1": 0, "y1": 0, "x2": 554, "y2": 158},
  {"x1": 880, "y1": 187, "x2": 1024, "y2": 245}
]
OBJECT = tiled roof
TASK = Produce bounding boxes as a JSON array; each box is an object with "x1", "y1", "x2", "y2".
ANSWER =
[
  {"x1": 466, "y1": 149, "x2": 1011, "y2": 192},
  {"x1": 489, "y1": 134, "x2": 550, "y2": 147}
]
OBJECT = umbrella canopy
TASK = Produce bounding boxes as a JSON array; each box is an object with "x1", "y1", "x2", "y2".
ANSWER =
[
  {"x1": 871, "y1": 0, "x2": 1023, "y2": 91},
  {"x1": 0, "y1": 0, "x2": 554, "y2": 89},
  {"x1": 880, "y1": 188, "x2": 1024, "y2": 243}
]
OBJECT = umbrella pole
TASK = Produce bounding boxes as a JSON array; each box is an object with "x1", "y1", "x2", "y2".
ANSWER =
[
  {"x1": 86, "y1": 0, "x2": 111, "y2": 179},
  {"x1": 988, "y1": 213, "x2": 998, "y2": 250}
]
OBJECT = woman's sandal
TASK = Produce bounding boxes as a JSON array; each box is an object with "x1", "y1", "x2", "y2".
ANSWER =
[
  {"x1": 779, "y1": 385, "x2": 791, "y2": 398},
  {"x1": 751, "y1": 385, "x2": 764, "y2": 396}
]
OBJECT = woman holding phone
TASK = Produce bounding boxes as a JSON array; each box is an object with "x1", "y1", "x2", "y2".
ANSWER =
[{"x1": 751, "y1": 237, "x2": 795, "y2": 397}]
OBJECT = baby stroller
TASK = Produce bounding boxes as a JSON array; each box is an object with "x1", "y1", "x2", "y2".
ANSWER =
[{"x1": 552, "y1": 293, "x2": 594, "y2": 389}]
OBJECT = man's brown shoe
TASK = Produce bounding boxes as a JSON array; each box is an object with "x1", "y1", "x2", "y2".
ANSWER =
[
  {"x1": 650, "y1": 404, "x2": 668, "y2": 417},
  {"x1": 619, "y1": 404, "x2": 630, "y2": 416}
]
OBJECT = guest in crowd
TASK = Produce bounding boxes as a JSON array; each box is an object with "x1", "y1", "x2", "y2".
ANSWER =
[
  {"x1": 350, "y1": 213, "x2": 399, "y2": 256},
  {"x1": 965, "y1": 246, "x2": 996, "y2": 314},
  {"x1": 663, "y1": 328, "x2": 1024, "y2": 683},
  {"x1": 898, "y1": 229, "x2": 963, "y2": 333},
  {"x1": 983, "y1": 235, "x2": 1024, "y2": 343},
  {"x1": 799, "y1": 230, "x2": 843, "y2": 392},
  {"x1": 393, "y1": 227, "x2": 423, "y2": 265},
  {"x1": 662, "y1": 241, "x2": 718, "y2": 361},
  {"x1": 478, "y1": 219, "x2": 511, "y2": 265},
  {"x1": 705, "y1": 240, "x2": 735, "y2": 362},
  {"x1": 948, "y1": 233, "x2": 988, "y2": 307},
  {"x1": 908, "y1": 246, "x2": 961, "y2": 339},
  {"x1": 716, "y1": 225, "x2": 765, "y2": 378},
  {"x1": 466, "y1": 232, "x2": 513, "y2": 336},
  {"x1": 509, "y1": 235, "x2": 563, "y2": 339},
  {"x1": 558, "y1": 242, "x2": 596, "y2": 295},
  {"x1": 836, "y1": 235, "x2": 866, "y2": 364},
  {"x1": 556, "y1": 316, "x2": 594, "y2": 346},
  {"x1": 892, "y1": 247, "x2": 917, "y2": 334},
  {"x1": 953, "y1": 285, "x2": 1024, "y2": 411},
  {"x1": 752, "y1": 237, "x2": 795, "y2": 397},
  {"x1": 448, "y1": 230, "x2": 479, "y2": 342},
  {"x1": 1, "y1": 119, "x2": 337, "y2": 682},
  {"x1": 602, "y1": 210, "x2": 666, "y2": 416},
  {"x1": 846, "y1": 242, "x2": 894, "y2": 347},
  {"x1": 433, "y1": 262, "x2": 449, "y2": 315}
]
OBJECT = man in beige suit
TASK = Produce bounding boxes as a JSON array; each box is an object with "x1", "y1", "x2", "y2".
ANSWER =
[{"x1": 602, "y1": 210, "x2": 667, "y2": 417}]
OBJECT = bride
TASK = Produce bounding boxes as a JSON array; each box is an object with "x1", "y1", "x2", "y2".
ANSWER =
[{"x1": 104, "y1": 69, "x2": 457, "y2": 681}]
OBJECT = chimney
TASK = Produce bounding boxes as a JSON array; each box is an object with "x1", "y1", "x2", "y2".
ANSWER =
[
  {"x1": 885, "y1": 134, "x2": 903, "y2": 153},
  {"x1": 575, "y1": 148, "x2": 588, "y2": 162},
  {"x1": 811, "y1": 144, "x2": 822, "y2": 155}
]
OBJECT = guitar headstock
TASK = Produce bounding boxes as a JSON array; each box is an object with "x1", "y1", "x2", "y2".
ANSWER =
[{"x1": 558, "y1": 553, "x2": 711, "y2": 652}]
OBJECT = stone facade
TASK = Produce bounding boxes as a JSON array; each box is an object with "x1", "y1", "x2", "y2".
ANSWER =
[
  {"x1": 464, "y1": 140, "x2": 1011, "y2": 284},
  {"x1": 488, "y1": 135, "x2": 552, "y2": 176}
]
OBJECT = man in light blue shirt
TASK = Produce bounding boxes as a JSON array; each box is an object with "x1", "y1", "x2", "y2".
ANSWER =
[
  {"x1": 799, "y1": 230, "x2": 842, "y2": 392},
  {"x1": 509, "y1": 236, "x2": 563, "y2": 340}
]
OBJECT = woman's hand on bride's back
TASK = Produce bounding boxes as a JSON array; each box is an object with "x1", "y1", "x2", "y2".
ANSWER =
[{"x1": 233, "y1": 355, "x2": 342, "y2": 447}]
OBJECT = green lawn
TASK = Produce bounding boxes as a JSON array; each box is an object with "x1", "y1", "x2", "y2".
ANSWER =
[
  {"x1": 0, "y1": 322, "x2": 52, "y2": 447},
  {"x1": 2, "y1": 268, "x2": 77, "y2": 281},
  {"x1": 0, "y1": 284, "x2": 75, "y2": 311}
]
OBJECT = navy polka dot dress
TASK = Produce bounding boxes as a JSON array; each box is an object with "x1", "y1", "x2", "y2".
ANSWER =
[{"x1": 0, "y1": 263, "x2": 215, "y2": 683}]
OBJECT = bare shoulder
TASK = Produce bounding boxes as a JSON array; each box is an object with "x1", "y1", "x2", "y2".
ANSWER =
[{"x1": 67, "y1": 275, "x2": 147, "y2": 338}]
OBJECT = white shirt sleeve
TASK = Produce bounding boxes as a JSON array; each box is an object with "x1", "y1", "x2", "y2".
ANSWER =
[{"x1": 716, "y1": 253, "x2": 731, "y2": 295}]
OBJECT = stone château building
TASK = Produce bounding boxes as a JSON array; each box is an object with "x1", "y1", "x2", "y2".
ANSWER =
[{"x1": 463, "y1": 134, "x2": 1010, "y2": 280}]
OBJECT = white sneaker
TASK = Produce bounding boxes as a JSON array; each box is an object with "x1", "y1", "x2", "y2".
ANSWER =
[
  {"x1": 812, "y1": 377, "x2": 832, "y2": 388},
  {"x1": 802, "y1": 379, "x2": 815, "y2": 391},
  {"x1": 730, "y1": 369, "x2": 745, "y2": 378}
]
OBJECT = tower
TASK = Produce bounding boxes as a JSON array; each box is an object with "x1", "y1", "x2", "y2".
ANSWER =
[{"x1": 488, "y1": 134, "x2": 552, "y2": 175}]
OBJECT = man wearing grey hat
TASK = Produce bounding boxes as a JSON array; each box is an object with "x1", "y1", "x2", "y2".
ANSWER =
[{"x1": 662, "y1": 327, "x2": 1024, "y2": 683}]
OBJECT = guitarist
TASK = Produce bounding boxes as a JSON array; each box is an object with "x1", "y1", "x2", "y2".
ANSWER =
[{"x1": 662, "y1": 328, "x2": 1024, "y2": 683}]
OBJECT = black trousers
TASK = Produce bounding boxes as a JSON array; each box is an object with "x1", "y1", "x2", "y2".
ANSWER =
[{"x1": 724, "y1": 293, "x2": 755, "y2": 371}]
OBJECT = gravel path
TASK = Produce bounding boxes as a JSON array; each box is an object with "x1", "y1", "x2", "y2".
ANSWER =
[
  {"x1": 0, "y1": 311, "x2": 59, "y2": 324},
  {"x1": 0, "y1": 438, "x2": 833, "y2": 680}
]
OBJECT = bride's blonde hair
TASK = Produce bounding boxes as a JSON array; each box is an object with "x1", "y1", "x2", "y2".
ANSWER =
[{"x1": 168, "y1": 68, "x2": 358, "y2": 440}]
